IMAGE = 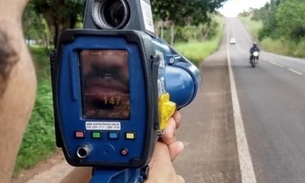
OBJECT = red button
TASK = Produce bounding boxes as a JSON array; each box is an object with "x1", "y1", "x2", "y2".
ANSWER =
[
  {"x1": 75, "y1": 131, "x2": 85, "y2": 138},
  {"x1": 121, "y1": 148, "x2": 128, "y2": 156}
]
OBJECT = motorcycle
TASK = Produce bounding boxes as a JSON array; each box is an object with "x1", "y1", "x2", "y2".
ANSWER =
[{"x1": 250, "y1": 51, "x2": 259, "y2": 68}]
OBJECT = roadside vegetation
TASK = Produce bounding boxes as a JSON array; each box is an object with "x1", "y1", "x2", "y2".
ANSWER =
[
  {"x1": 238, "y1": 16, "x2": 262, "y2": 39},
  {"x1": 239, "y1": 0, "x2": 305, "y2": 58},
  {"x1": 14, "y1": 0, "x2": 227, "y2": 176},
  {"x1": 174, "y1": 16, "x2": 225, "y2": 66}
]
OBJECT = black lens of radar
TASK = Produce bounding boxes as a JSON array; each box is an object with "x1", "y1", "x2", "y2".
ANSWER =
[{"x1": 102, "y1": 0, "x2": 129, "y2": 28}]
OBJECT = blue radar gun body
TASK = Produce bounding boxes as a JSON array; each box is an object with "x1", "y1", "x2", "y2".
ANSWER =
[{"x1": 50, "y1": 0, "x2": 202, "y2": 182}]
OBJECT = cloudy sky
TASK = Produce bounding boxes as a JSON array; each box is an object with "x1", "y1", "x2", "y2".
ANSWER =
[{"x1": 218, "y1": 0, "x2": 271, "y2": 17}]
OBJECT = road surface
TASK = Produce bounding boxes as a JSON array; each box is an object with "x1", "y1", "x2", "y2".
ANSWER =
[
  {"x1": 227, "y1": 17, "x2": 305, "y2": 183},
  {"x1": 175, "y1": 17, "x2": 305, "y2": 183}
]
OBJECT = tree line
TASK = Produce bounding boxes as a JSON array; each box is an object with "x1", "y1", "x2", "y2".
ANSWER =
[
  {"x1": 23, "y1": 0, "x2": 228, "y2": 47},
  {"x1": 240, "y1": 0, "x2": 305, "y2": 42}
]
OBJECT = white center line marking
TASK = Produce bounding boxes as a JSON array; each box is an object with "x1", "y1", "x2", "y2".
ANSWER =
[
  {"x1": 267, "y1": 60, "x2": 284, "y2": 68},
  {"x1": 288, "y1": 68, "x2": 303, "y2": 75},
  {"x1": 227, "y1": 20, "x2": 257, "y2": 183}
]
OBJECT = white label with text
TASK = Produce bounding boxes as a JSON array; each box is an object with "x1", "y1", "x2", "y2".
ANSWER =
[{"x1": 85, "y1": 122, "x2": 121, "y2": 130}]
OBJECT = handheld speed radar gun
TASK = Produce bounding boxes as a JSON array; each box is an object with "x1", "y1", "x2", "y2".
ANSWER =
[{"x1": 50, "y1": 0, "x2": 202, "y2": 182}]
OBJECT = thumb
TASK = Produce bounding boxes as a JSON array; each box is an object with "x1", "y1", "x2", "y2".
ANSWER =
[{"x1": 168, "y1": 141, "x2": 184, "y2": 161}]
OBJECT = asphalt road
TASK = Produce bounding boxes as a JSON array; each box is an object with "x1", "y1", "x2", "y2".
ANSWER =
[
  {"x1": 227, "y1": 18, "x2": 305, "y2": 183},
  {"x1": 175, "y1": 17, "x2": 305, "y2": 183}
]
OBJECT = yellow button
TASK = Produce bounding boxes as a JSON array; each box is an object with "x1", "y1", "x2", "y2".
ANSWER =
[{"x1": 126, "y1": 132, "x2": 135, "y2": 140}]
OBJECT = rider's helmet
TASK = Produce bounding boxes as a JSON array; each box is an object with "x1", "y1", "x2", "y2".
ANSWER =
[{"x1": 253, "y1": 42, "x2": 257, "y2": 46}]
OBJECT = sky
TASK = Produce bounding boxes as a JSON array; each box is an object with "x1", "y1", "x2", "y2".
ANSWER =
[{"x1": 218, "y1": 0, "x2": 271, "y2": 17}]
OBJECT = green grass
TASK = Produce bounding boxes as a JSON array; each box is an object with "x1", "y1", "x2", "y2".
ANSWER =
[
  {"x1": 174, "y1": 39, "x2": 220, "y2": 66},
  {"x1": 261, "y1": 38, "x2": 305, "y2": 58},
  {"x1": 14, "y1": 47, "x2": 56, "y2": 176},
  {"x1": 260, "y1": 38, "x2": 288, "y2": 54},
  {"x1": 174, "y1": 16, "x2": 225, "y2": 66}
]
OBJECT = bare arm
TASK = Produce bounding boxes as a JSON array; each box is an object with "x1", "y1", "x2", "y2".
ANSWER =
[
  {"x1": 0, "y1": 1, "x2": 37, "y2": 182},
  {"x1": 0, "y1": 2, "x2": 91, "y2": 183}
]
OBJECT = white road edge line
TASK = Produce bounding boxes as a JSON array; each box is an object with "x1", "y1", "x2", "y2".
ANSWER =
[
  {"x1": 288, "y1": 68, "x2": 303, "y2": 75},
  {"x1": 227, "y1": 22, "x2": 257, "y2": 183},
  {"x1": 267, "y1": 60, "x2": 284, "y2": 68}
]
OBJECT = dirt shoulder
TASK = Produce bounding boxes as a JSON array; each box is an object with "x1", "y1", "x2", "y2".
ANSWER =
[
  {"x1": 173, "y1": 34, "x2": 241, "y2": 183},
  {"x1": 11, "y1": 150, "x2": 73, "y2": 183}
]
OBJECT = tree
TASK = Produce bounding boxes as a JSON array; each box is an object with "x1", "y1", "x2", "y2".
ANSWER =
[
  {"x1": 257, "y1": 1, "x2": 280, "y2": 40},
  {"x1": 151, "y1": 0, "x2": 227, "y2": 26},
  {"x1": 31, "y1": 0, "x2": 85, "y2": 47},
  {"x1": 246, "y1": 0, "x2": 283, "y2": 40},
  {"x1": 23, "y1": 3, "x2": 48, "y2": 45},
  {"x1": 28, "y1": 0, "x2": 227, "y2": 46},
  {"x1": 151, "y1": 0, "x2": 228, "y2": 44},
  {"x1": 22, "y1": 3, "x2": 50, "y2": 47},
  {"x1": 276, "y1": 0, "x2": 305, "y2": 41}
]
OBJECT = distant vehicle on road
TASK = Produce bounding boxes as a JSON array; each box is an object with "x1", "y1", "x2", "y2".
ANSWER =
[{"x1": 229, "y1": 38, "x2": 236, "y2": 44}]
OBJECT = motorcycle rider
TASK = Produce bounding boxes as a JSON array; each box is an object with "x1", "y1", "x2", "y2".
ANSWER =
[{"x1": 249, "y1": 42, "x2": 260, "y2": 62}]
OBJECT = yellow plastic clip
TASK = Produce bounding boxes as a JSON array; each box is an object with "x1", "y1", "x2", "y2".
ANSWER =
[{"x1": 158, "y1": 93, "x2": 176, "y2": 130}]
